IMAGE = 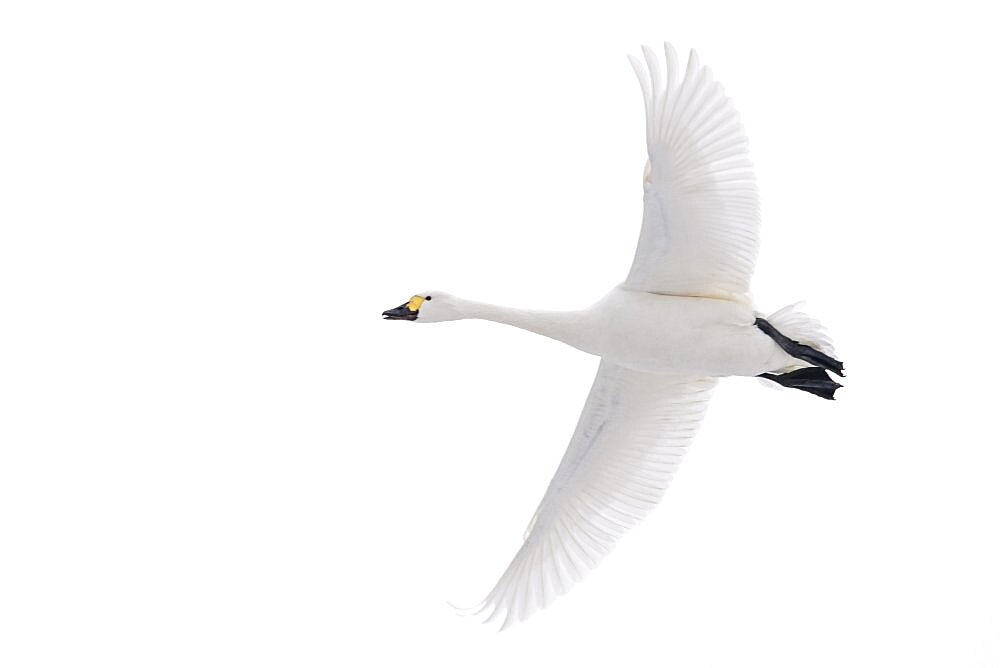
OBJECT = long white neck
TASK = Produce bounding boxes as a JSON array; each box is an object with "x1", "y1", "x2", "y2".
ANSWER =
[{"x1": 458, "y1": 298, "x2": 589, "y2": 350}]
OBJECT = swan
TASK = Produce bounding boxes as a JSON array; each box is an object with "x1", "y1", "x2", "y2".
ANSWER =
[{"x1": 382, "y1": 43, "x2": 845, "y2": 628}]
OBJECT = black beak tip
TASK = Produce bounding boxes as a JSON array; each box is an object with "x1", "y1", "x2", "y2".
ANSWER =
[{"x1": 382, "y1": 303, "x2": 419, "y2": 321}]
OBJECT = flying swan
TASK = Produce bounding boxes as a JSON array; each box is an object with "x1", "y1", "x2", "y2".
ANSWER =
[{"x1": 382, "y1": 43, "x2": 845, "y2": 628}]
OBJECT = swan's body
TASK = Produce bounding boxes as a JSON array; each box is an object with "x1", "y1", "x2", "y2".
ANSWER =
[{"x1": 382, "y1": 43, "x2": 844, "y2": 628}]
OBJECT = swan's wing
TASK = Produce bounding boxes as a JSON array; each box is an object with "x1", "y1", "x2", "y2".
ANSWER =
[
  {"x1": 624, "y1": 44, "x2": 760, "y2": 299},
  {"x1": 472, "y1": 361, "x2": 716, "y2": 628}
]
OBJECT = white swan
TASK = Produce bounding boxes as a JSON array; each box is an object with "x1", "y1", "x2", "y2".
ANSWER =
[{"x1": 382, "y1": 43, "x2": 845, "y2": 628}]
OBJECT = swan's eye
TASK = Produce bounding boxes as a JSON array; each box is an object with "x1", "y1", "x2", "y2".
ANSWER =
[{"x1": 425, "y1": 296, "x2": 432, "y2": 300}]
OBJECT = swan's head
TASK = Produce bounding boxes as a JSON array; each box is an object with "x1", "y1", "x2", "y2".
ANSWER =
[{"x1": 381, "y1": 292, "x2": 464, "y2": 323}]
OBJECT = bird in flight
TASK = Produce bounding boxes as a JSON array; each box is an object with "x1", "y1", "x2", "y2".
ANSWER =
[{"x1": 383, "y1": 43, "x2": 845, "y2": 628}]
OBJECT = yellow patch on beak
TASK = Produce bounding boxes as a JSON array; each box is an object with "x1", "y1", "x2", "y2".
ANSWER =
[{"x1": 406, "y1": 295, "x2": 425, "y2": 312}]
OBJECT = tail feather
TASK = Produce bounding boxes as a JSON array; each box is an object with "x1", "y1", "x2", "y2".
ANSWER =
[{"x1": 764, "y1": 303, "x2": 836, "y2": 358}]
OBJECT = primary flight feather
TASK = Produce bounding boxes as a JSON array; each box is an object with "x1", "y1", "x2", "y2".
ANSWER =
[{"x1": 382, "y1": 43, "x2": 844, "y2": 629}]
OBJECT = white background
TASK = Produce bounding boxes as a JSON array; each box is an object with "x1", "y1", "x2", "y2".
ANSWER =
[{"x1": 2, "y1": 1, "x2": 998, "y2": 666}]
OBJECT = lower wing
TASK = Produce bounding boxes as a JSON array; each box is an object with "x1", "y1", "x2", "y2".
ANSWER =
[{"x1": 471, "y1": 360, "x2": 717, "y2": 628}]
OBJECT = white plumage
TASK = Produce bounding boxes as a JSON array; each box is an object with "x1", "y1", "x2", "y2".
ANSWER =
[
  {"x1": 474, "y1": 366, "x2": 716, "y2": 630},
  {"x1": 626, "y1": 44, "x2": 760, "y2": 300},
  {"x1": 382, "y1": 43, "x2": 844, "y2": 628}
]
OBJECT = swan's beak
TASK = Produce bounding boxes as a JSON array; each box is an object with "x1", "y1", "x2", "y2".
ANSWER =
[{"x1": 382, "y1": 295, "x2": 424, "y2": 321}]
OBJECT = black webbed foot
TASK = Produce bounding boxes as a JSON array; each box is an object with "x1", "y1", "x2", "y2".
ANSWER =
[
  {"x1": 755, "y1": 317, "x2": 845, "y2": 377},
  {"x1": 758, "y1": 367, "x2": 843, "y2": 400}
]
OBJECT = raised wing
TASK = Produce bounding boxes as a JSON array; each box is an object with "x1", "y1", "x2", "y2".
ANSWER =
[
  {"x1": 625, "y1": 44, "x2": 760, "y2": 299},
  {"x1": 471, "y1": 361, "x2": 716, "y2": 628}
]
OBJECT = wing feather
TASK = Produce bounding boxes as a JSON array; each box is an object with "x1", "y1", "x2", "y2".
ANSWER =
[
  {"x1": 470, "y1": 361, "x2": 716, "y2": 627},
  {"x1": 625, "y1": 44, "x2": 761, "y2": 298}
]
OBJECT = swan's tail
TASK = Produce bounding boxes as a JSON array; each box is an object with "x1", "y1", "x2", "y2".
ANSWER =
[
  {"x1": 762, "y1": 303, "x2": 836, "y2": 356},
  {"x1": 755, "y1": 303, "x2": 845, "y2": 399}
]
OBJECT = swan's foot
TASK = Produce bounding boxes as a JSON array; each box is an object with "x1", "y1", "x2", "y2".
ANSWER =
[
  {"x1": 754, "y1": 317, "x2": 845, "y2": 377},
  {"x1": 758, "y1": 367, "x2": 842, "y2": 400}
]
